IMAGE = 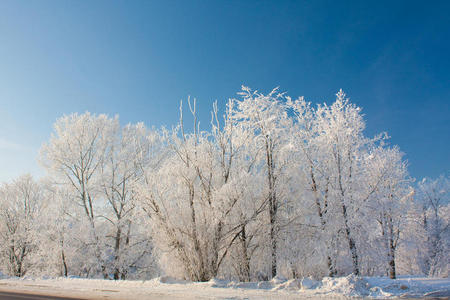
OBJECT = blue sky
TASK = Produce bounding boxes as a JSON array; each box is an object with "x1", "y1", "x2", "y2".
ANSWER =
[{"x1": 0, "y1": 0, "x2": 449, "y2": 182}]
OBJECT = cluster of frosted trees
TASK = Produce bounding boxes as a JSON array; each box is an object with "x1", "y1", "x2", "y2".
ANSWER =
[{"x1": 0, "y1": 87, "x2": 448, "y2": 281}]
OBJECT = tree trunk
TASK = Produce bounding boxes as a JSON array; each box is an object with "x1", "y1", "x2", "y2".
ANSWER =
[
  {"x1": 310, "y1": 169, "x2": 336, "y2": 276},
  {"x1": 61, "y1": 246, "x2": 68, "y2": 277},
  {"x1": 266, "y1": 139, "x2": 277, "y2": 278},
  {"x1": 342, "y1": 202, "x2": 359, "y2": 276},
  {"x1": 327, "y1": 255, "x2": 337, "y2": 277},
  {"x1": 113, "y1": 227, "x2": 122, "y2": 280},
  {"x1": 388, "y1": 218, "x2": 396, "y2": 279},
  {"x1": 337, "y1": 153, "x2": 359, "y2": 276},
  {"x1": 239, "y1": 225, "x2": 251, "y2": 282}
]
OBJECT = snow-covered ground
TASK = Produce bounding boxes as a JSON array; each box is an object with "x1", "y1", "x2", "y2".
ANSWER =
[{"x1": 0, "y1": 274, "x2": 449, "y2": 299}]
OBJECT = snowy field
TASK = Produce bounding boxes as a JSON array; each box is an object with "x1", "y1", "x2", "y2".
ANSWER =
[{"x1": 0, "y1": 275, "x2": 449, "y2": 299}]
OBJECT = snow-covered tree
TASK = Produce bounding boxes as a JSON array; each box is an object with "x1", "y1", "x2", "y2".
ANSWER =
[
  {"x1": 312, "y1": 90, "x2": 366, "y2": 275},
  {"x1": 136, "y1": 99, "x2": 263, "y2": 281},
  {"x1": 416, "y1": 175, "x2": 449, "y2": 276},
  {"x1": 98, "y1": 122, "x2": 157, "y2": 279},
  {"x1": 40, "y1": 112, "x2": 116, "y2": 278},
  {"x1": 230, "y1": 87, "x2": 292, "y2": 278},
  {"x1": 288, "y1": 95, "x2": 337, "y2": 277},
  {"x1": 0, "y1": 175, "x2": 43, "y2": 277},
  {"x1": 40, "y1": 113, "x2": 158, "y2": 279},
  {"x1": 363, "y1": 146, "x2": 413, "y2": 278}
]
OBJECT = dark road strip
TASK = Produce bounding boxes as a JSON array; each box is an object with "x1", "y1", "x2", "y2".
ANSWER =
[{"x1": 0, "y1": 291, "x2": 86, "y2": 300}]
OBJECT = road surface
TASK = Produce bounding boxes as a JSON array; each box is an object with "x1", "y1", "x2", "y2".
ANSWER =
[{"x1": 0, "y1": 291, "x2": 85, "y2": 300}]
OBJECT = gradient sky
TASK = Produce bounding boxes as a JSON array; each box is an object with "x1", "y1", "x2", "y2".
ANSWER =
[{"x1": 0, "y1": 0, "x2": 449, "y2": 182}]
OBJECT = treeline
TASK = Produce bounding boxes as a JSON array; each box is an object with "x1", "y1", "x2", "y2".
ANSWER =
[{"x1": 0, "y1": 87, "x2": 448, "y2": 281}]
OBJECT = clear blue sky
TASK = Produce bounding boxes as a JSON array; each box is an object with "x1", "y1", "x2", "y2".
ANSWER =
[{"x1": 0, "y1": 0, "x2": 449, "y2": 182}]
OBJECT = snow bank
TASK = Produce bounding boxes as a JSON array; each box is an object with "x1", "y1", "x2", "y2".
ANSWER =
[
  {"x1": 206, "y1": 275, "x2": 450, "y2": 298},
  {"x1": 321, "y1": 275, "x2": 370, "y2": 297},
  {"x1": 207, "y1": 276, "x2": 302, "y2": 291},
  {"x1": 364, "y1": 276, "x2": 450, "y2": 298},
  {"x1": 0, "y1": 275, "x2": 448, "y2": 299},
  {"x1": 205, "y1": 274, "x2": 450, "y2": 298},
  {"x1": 165, "y1": 275, "x2": 449, "y2": 298}
]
